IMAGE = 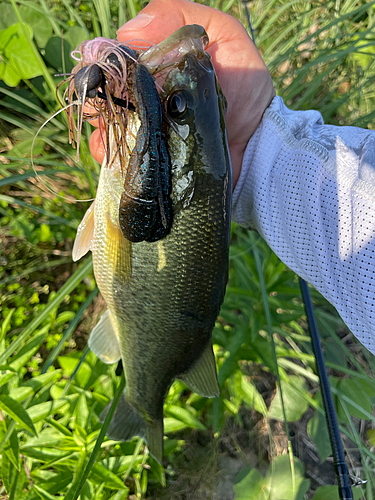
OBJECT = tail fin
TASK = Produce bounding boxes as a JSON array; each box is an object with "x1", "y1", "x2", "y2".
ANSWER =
[{"x1": 100, "y1": 393, "x2": 164, "y2": 463}]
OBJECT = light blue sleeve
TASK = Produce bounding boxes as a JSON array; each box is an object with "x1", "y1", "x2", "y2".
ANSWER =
[{"x1": 233, "y1": 96, "x2": 375, "y2": 355}]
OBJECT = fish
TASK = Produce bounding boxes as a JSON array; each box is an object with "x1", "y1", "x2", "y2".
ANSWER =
[{"x1": 71, "y1": 25, "x2": 232, "y2": 463}]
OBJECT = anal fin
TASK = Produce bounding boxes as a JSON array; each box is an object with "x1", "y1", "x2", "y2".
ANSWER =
[
  {"x1": 179, "y1": 343, "x2": 219, "y2": 398},
  {"x1": 100, "y1": 393, "x2": 163, "y2": 464},
  {"x1": 88, "y1": 309, "x2": 121, "y2": 364}
]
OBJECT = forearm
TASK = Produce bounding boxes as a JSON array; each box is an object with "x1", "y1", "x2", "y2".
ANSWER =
[{"x1": 233, "y1": 96, "x2": 375, "y2": 354}]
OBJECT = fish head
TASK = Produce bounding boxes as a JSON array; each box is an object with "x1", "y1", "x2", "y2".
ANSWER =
[{"x1": 155, "y1": 28, "x2": 232, "y2": 205}]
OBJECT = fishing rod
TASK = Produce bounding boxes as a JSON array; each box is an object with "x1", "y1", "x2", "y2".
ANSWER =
[
  {"x1": 241, "y1": 2, "x2": 356, "y2": 498},
  {"x1": 299, "y1": 279, "x2": 353, "y2": 499}
]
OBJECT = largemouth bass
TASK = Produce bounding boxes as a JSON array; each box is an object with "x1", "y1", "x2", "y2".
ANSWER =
[{"x1": 71, "y1": 25, "x2": 232, "y2": 462}]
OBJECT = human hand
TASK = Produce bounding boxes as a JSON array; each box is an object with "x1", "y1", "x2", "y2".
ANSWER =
[{"x1": 89, "y1": 0, "x2": 275, "y2": 187}]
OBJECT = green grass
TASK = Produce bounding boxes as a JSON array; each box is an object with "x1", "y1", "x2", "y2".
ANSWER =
[{"x1": 1, "y1": 0, "x2": 375, "y2": 499}]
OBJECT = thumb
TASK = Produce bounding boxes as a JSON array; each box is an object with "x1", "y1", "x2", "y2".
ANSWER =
[
  {"x1": 116, "y1": 0, "x2": 186, "y2": 45},
  {"x1": 116, "y1": 0, "x2": 233, "y2": 47}
]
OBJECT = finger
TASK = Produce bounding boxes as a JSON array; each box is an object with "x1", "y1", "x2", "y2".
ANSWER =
[
  {"x1": 89, "y1": 128, "x2": 106, "y2": 164},
  {"x1": 86, "y1": 113, "x2": 103, "y2": 129},
  {"x1": 116, "y1": 0, "x2": 255, "y2": 65},
  {"x1": 117, "y1": 0, "x2": 185, "y2": 45},
  {"x1": 117, "y1": 0, "x2": 270, "y2": 142}
]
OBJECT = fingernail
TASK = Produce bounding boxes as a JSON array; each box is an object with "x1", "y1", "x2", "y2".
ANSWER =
[{"x1": 117, "y1": 13, "x2": 155, "y2": 33}]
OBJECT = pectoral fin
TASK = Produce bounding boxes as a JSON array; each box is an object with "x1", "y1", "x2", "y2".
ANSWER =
[
  {"x1": 72, "y1": 201, "x2": 95, "y2": 261},
  {"x1": 88, "y1": 309, "x2": 121, "y2": 364},
  {"x1": 179, "y1": 343, "x2": 219, "y2": 398}
]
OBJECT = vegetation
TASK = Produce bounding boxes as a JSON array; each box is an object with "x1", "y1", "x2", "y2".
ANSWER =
[{"x1": 1, "y1": 0, "x2": 375, "y2": 499}]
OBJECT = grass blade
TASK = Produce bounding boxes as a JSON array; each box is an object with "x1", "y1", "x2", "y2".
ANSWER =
[
  {"x1": 9, "y1": 0, "x2": 58, "y2": 101},
  {"x1": 0, "y1": 395, "x2": 37, "y2": 436},
  {"x1": 41, "y1": 288, "x2": 98, "y2": 373},
  {"x1": 64, "y1": 373, "x2": 126, "y2": 500},
  {"x1": 0, "y1": 258, "x2": 93, "y2": 365},
  {"x1": 0, "y1": 194, "x2": 77, "y2": 228},
  {"x1": 250, "y1": 232, "x2": 296, "y2": 492}
]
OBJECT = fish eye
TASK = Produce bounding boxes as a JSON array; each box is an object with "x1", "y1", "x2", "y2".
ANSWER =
[{"x1": 166, "y1": 90, "x2": 193, "y2": 122}]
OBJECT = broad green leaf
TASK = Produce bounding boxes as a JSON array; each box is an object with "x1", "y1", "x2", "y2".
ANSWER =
[
  {"x1": 19, "y1": 3, "x2": 52, "y2": 47},
  {"x1": 58, "y1": 355, "x2": 92, "y2": 388},
  {"x1": 27, "y1": 395, "x2": 78, "y2": 423},
  {"x1": 1, "y1": 451, "x2": 13, "y2": 496},
  {"x1": 108, "y1": 490, "x2": 130, "y2": 500},
  {"x1": 312, "y1": 485, "x2": 362, "y2": 500},
  {"x1": 20, "y1": 445, "x2": 70, "y2": 461},
  {"x1": 9, "y1": 385, "x2": 34, "y2": 403},
  {"x1": 0, "y1": 259, "x2": 93, "y2": 365},
  {"x1": 33, "y1": 484, "x2": 60, "y2": 500},
  {"x1": 46, "y1": 417, "x2": 73, "y2": 437},
  {"x1": 307, "y1": 411, "x2": 331, "y2": 462},
  {"x1": 64, "y1": 374, "x2": 125, "y2": 500},
  {"x1": 9, "y1": 333, "x2": 46, "y2": 371},
  {"x1": 265, "y1": 455, "x2": 310, "y2": 500},
  {"x1": 31, "y1": 469, "x2": 72, "y2": 482},
  {"x1": 0, "y1": 4, "x2": 17, "y2": 29},
  {"x1": 73, "y1": 394, "x2": 90, "y2": 429},
  {"x1": 349, "y1": 36, "x2": 375, "y2": 70},
  {"x1": 90, "y1": 462, "x2": 127, "y2": 489},
  {"x1": 21, "y1": 430, "x2": 63, "y2": 448},
  {"x1": 0, "y1": 420, "x2": 19, "y2": 470},
  {"x1": 12, "y1": 137, "x2": 45, "y2": 156},
  {"x1": 324, "y1": 338, "x2": 347, "y2": 369},
  {"x1": 63, "y1": 451, "x2": 89, "y2": 500},
  {"x1": 0, "y1": 394, "x2": 37, "y2": 435},
  {"x1": 31, "y1": 470, "x2": 57, "y2": 482},
  {"x1": 227, "y1": 369, "x2": 243, "y2": 413},
  {"x1": 234, "y1": 467, "x2": 267, "y2": 500},
  {"x1": 268, "y1": 376, "x2": 309, "y2": 422},
  {"x1": 164, "y1": 405, "x2": 206, "y2": 430},
  {"x1": 64, "y1": 26, "x2": 90, "y2": 53},
  {"x1": 21, "y1": 370, "x2": 62, "y2": 392},
  {"x1": 33, "y1": 473, "x2": 73, "y2": 497},
  {"x1": 44, "y1": 36, "x2": 74, "y2": 73},
  {"x1": 101, "y1": 455, "x2": 143, "y2": 474},
  {"x1": 93, "y1": 374, "x2": 114, "y2": 401},
  {"x1": 163, "y1": 438, "x2": 184, "y2": 456},
  {"x1": 312, "y1": 485, "x2": 340, "y2": 500},
  {"x1": 0, "y1": 23, "x2": 42, "y2": 86},
  {"x1": 0, "y1": 369, "x2": 17, "y2": 389},
  {"x1": 80, "y1": 480, "x2": 95, "y2": 500},
  {"x1": 1, "y1": 452, "x2": 28, "y2": 499},
  {"x1": 368, "y1": 428, "x2": 375, "y2": 446},
  {"x1": 336, "y1": 378, "x2": 374, "y2": 420},
  {"x1": 92, "y1": 391, "x2": 110, "y2": 405},
  {"x1": 241, "y1": 377, "x2": 267, "y2": 416},
  {"x1": 0, "y1": 309, "x2": 14, "y2": 347},
  {"x1": 164, "y1": 417, "x2": 187, "y2": 434}
]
